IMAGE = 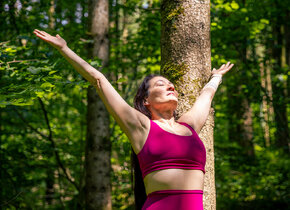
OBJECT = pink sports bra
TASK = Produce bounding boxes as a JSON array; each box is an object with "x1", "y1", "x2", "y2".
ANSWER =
[{"x1": 137, "y1": 120, "x2": 206, "y2": 179}]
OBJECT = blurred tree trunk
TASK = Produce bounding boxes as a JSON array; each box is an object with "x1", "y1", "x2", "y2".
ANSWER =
[
  {"x1": 271, "y1": 13, "x2": 289, "y2": 152},
  {"x1": 240, "y1": 97, "x2": 255, "y2": 156},
  {"x1": 227, "y1": 32, "x2": 255, "y2": 158},
  {"x1": 160, "y1": 0, "x2": 215, "y2": 209},
  {"x1": 241, "y1": 43, "x2": 255, "y2": 157},
  {"x1": 48, "y1": 0, "x2": 55, "y2": 29},
  {"x1": 45, "y1": 2, "x2": 56, "y2": 205},
  {"x1": 85, "y1": 0, "x2": 112, "y2": 209},
  {"x1": 228, "y1": 85, "x2": 255, "y2": 157},
  {"x1": 260, "y1": 61, "x2": 271, "y2": 147},
  {"x1": 257, "y1": 45, "x2": 274, "y2": 147}
]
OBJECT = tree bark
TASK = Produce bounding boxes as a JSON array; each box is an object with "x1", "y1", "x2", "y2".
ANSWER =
[
  {"x1": 48, "y1": 0, "x2": 55, "y2": 29},
  {"x1": 271, "y1": 17, "x2": 289, "y2": 152},
  {"x1": 160, "y1": 1, "x2": 215, "y2": 209},
  {"x1": 257, "y1": 44, "x2": 274, "y2": 147},
  {"x1": 45, "y1": 1, "x2": 56, "y2": 205},
  {"x1": 85, "y1": 0, "x2": 112, "y2": 209},
  {"x1": 260, "y1": 61, "x2": 271, "y2": 147}
]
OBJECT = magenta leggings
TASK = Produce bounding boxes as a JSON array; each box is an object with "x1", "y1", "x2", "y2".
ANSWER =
[{"x1": 142, "y1": 190, "x2": 203, "y2": 210}]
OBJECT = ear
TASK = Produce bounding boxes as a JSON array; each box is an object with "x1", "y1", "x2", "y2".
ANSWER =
[{"x1": 143, "y1": 98, "x2": 149, "y2": 106}]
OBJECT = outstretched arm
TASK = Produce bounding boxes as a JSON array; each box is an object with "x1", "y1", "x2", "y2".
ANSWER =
[
  {"x1": 34, "y1": 29, "x2": 102, "y2": 85},
  {"x1": 33, "y1": 30, "x2": 149, "y2": 152},
  {"x1": 178, "y1": 62, "x2": 234, "y2": 133}
]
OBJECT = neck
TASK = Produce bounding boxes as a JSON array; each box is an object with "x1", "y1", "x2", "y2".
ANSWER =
[{"x1": 150, "y1": 108, "x2": 175, "y2": 123}]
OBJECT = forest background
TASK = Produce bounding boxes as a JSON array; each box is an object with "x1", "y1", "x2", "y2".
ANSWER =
[{"x1": 0, "y1": 0, "x2": 289, "y2": 209}]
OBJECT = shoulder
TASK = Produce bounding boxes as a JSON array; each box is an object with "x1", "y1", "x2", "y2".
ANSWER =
[
  {"x1": 129, "y1": 113, "x2": 151, "y2": 154},
  {"x1": 177, "y1": 118, "x2": 199, "y2": 133}
]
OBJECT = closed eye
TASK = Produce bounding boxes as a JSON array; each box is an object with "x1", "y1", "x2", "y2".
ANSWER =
[{"x1": 155, "y1": 80, "x2": 166, "y2": 86}]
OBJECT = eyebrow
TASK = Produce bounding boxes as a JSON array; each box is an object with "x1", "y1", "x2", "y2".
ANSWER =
[{"x1": 154, "y1": 79, "x2": 173, "y2": 85}]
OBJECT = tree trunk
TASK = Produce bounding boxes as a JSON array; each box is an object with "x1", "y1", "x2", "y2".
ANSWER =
[
  {"x1": 48, "y1": 0, "x2": 55, "y2": 29},
  {"x1": 271, "y1": 20, "x2": 289, "y2": 152},
  {"x1": 257, "y1": 43, "x2": 274, "y2": 147},
  {"x1": 240, "y1": 98, "x2": 255, "y2": 156},
  {"x1": 260, "y1": 61, "x2": 271, "y2": 147},
  {"x1": 160, "y1": 1, "x2": 215, "y2": 209},
  {"x1": 44, "y1": 1, "x2": 56, "y2": 205},
  {"x1": 85, "y1": 0, "x2": 112, "y2": 209}
]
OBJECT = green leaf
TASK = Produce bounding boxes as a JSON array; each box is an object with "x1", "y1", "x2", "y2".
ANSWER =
[
  {"x1": 35, "y1": 91, "x2": 45, "y2": 98},
  {"x1": 230, "y1": 1, "x2": 239, "y2": 10},
  {"x1": 116, "y1": 77, "x2": 128, "y2": 83},
  {"x1": 4, "y1": 47, "x2": 17, "y2": 53},
  {"x1": 27, "y1": 66, "x2": 41, "y2": 74},
  {"x1": 260, "y1": 19, "x2": 269, "y2": 24},
  {"x1": 40, "y1": 82, "x2": 55, "y2": 90},
  {"x1": 49, "y1": 70, "x2": 57, "y2": 75}
]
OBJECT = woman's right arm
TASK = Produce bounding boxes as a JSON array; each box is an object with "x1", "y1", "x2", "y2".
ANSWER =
[{"x1": 33, "y1": 30, "x2": 149, "y2": 151}]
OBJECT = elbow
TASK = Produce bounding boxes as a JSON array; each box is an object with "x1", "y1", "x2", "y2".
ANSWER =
[
  {"x1": 88, "y1": 70, "x2": 104, "y2": 89},
  {"x1": 91, "y1": 76, "x2": 102, "y2": 89}
]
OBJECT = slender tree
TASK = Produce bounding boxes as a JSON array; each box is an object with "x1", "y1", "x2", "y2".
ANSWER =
[
  {"x1": 85, "y1": 0, "x2": 112, "y2": 209},
  {"x1": 270, "y1": 3, "x2": 289, "y2": 152},
  {"x1": 160, "y1": 0, "x2": 215, "y2": 209},
  {"x1": 44, "y1": 1, "x2": 56, "y2": 204}
]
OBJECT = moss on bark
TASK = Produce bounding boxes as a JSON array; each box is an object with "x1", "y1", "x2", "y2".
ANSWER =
[{"x1": 161, "y1": 61, "x2": 188, "y2": 84}]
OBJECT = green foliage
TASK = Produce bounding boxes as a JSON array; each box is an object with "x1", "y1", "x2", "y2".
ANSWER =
[
  {"x1": 1, "y1": 0, "x2": 289, "y2": 209},
  {"x1": 0, "y1": 42, "x2": 89, "y2": 107},
  {"x1": 211, "y1": 0, "x2": 289, "y2": 208}
]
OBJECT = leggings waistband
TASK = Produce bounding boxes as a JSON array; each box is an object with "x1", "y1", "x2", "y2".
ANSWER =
[{"x1": 147, "y1": 190, "x2": 203, "y2": 198}]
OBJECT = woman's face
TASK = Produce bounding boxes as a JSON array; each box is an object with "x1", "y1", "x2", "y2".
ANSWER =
[{"x1": 144, "y1": 76, "x2": 178, "y2": 110}]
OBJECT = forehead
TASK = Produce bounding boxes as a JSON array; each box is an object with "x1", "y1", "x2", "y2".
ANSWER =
[{"x1": 149, "y1": 76, "x2": 171, "y2": 85}]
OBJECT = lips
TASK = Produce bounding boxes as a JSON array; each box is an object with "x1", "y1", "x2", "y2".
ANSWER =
[{"x1": 167, "y1": 92, "x2": 175, "y2": 96}]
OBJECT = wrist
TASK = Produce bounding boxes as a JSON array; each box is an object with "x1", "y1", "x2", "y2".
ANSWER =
[
  {"x1": 57, "y1": 44, "x2": 69, "y2": 52},
  {"x1": 210, "y1": 74, "x2": 222, "y2": 85},
  {"x1": 203, "y1": 74, "x2": 222, "y2": 91}
]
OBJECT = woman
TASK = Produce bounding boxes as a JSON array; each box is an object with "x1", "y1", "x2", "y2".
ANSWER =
[{"x1": 33, "y1": 29, "x2": 233, "y2": 210}]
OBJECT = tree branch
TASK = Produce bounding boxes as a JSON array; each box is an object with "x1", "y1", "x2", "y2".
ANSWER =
[
  {"x1": 13, "y1": 108, "x2": 49, "y2": 139},
  {"x1": 38, "y1": 98, "x2": 80, "y2": 191}
]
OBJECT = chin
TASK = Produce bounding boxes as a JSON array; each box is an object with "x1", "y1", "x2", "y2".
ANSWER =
[{"x1": 169, "y1": 100, "x2": 178, "y2": 109}]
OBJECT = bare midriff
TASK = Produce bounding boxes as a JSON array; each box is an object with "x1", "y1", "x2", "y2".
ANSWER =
[{"x1": 143, "y1": 168, "x2": 204, "y2": 195}]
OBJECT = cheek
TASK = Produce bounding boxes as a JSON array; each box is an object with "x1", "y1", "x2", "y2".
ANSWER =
[{"x1": 148, "y1": 89, "x2": 164, "y2": 102}]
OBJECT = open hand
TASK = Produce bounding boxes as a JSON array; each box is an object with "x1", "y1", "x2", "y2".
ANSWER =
[
  {"x1": 33, "y1": 29, "x2": 67, "y2": 50},
  {"x1": 212, "y1": 62, "x2": 234, "y2": 76}
]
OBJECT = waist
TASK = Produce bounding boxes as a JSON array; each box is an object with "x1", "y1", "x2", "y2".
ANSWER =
[
  {"x1": 147, "y1": 189, "x2": 203, "y2": 198},
  {"x1": 143, "y1": 168, "x2": 204, "y2": 195}
]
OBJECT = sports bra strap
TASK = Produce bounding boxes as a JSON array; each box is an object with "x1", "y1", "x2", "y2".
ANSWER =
[{"x1": 177, "y1": 121, "x2": 196, "y2": 134}]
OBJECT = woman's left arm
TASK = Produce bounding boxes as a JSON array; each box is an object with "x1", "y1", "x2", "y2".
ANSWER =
[{"x1": 178, "y1": 62, "x2": 234, "y2": 133}]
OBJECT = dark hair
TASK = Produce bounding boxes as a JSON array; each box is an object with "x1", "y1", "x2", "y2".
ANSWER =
[
  {"x1": 131, "y1": 74, "x2": 177, "y2": 209},
  {"x1": 131, "y1": 74, "x2": 159, "y2": 209},
  {"x1": 134, "y1": 74, "x2": 159, "y2": 119}
]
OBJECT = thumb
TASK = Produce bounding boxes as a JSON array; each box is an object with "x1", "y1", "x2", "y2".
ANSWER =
[{"x1": 56, "y1": 34, "x2": 60, "y2": 38}]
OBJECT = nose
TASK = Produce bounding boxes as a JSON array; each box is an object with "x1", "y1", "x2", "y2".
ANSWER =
[{"x1": 167, "y1": 83, "x2": 175, "y2": 91}]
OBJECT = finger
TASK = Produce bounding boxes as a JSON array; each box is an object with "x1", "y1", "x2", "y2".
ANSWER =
[
  {"x1": 34, "y1": 29, "x2": 41, "y2": 33},
  {"x1": 223, "y1": 64, "x2": 234, "y2": 72},
  {"x1": 41, "y1": 30, "x2": 51, "y2": 36},
  {"x1": 225, "y1": 62, "x2": 231, "y2": 67},
  {"x1": 228, "y1": 63, "x2": 234, "y2": 69},
  {"x1": 35, "y1": 30, "x2": 47, "y2": 37},
  {"x1": 33, "y1": 29, "x2": 41, "y2": 35},
  {"x1": 225, "y1": 63, "x2": 234, "y2": 69},
  {"x1": 220, "y1": 64, "x2": 225, "y2": 69},
  {"x1": 34, "y1": 32, "x2": 50, "y2": 42}
]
